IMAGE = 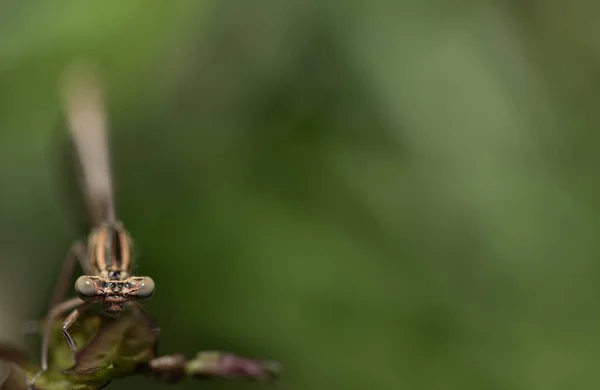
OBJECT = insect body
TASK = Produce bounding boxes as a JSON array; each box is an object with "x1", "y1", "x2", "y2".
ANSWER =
[
  {"x1": 29, "y1": 62, "x2": 156, "y2": 389},
  {"x1": 77, "y1": 222, "x2": 154, "y2": 314}
]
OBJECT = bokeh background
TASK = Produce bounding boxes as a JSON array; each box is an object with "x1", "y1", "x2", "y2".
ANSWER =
[{"x1": 1, "y1": 1, "x2": 600, "y2": 389}]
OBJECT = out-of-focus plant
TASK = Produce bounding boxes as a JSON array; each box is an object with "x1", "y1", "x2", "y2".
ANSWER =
[{"x1": 0, "y1": 310, "x2": 279, "y2": 390}]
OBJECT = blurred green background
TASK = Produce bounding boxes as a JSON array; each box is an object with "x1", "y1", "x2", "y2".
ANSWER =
[{"x1": 2, "y1": 1, "x2": 600, "y2": 389}]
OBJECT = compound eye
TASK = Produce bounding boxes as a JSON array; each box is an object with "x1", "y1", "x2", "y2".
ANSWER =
[
  {"x1": 75, "y1": 276, "x2": 97, "y2": 299},
  {"x1": 136, "y1": 277, "x2": 155, "y2": 299}
]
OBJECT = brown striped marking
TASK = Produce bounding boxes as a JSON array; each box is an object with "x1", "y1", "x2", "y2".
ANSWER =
[{"x1": 88, "y1": 222, "x2": 134, "y2": 279}]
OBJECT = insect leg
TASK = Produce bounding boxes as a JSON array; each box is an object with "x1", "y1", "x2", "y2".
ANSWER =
[
  {"x1": 29, "y1": 297, "x2": 84, "y2": 388},
  {"x1": 51, "y1": 241, "x2": 88, "y2": 306},
  {"x1": 61, "y1": 301, "x2": 92, "y2": 365}
]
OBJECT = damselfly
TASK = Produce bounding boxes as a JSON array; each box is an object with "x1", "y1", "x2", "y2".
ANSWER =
[{"x1": 30, "y1": 62, "x2": 156, "y2": 387}]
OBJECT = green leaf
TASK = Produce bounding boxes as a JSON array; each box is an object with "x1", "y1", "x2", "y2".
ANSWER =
[{"x1": 0, "y1": 308, "x2": 279, "y2": 390}]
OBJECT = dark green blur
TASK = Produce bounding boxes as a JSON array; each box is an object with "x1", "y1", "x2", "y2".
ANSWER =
[{"x1": 1, "y1": 1, "x2": 600, "y2": 390}]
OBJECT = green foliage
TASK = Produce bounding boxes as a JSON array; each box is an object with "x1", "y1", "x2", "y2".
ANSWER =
[
  {"x1": 0, "y1": 311, "x2": 277, "y2": 390},
  {"x1": 1, "y1": 1, "x2": 600, "y2": 390}
]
